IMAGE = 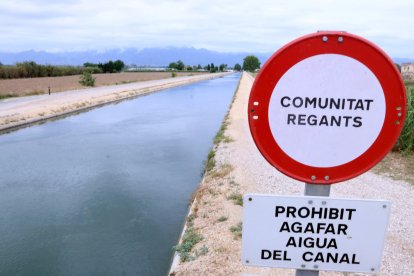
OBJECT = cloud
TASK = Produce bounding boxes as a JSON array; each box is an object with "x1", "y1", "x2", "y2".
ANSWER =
[{"x1": 0, "y1": 0, "x2": 412, "y2": 58}]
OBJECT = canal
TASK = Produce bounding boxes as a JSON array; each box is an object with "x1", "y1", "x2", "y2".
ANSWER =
[{"x1": 0, "y1": 73, "x2": 240, "y2": 275}]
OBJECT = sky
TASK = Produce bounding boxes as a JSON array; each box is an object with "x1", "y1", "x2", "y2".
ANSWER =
[{"x1": 0, "y1": 0, "x2": 413, "y2": 58}]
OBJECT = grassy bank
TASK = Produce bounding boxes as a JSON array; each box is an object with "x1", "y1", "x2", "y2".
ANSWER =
[{"x1": 172, "y1": 74, "x2": 242, "y2": 264}]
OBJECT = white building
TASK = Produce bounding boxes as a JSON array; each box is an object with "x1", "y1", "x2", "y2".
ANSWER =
[{"x1": 401, "y1": 62, "x2": 414, "y2": 80}]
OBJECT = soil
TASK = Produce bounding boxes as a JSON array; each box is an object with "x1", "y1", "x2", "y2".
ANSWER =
[{"x1": 0, "y1": 72, "x2": 203, "y2": 97}]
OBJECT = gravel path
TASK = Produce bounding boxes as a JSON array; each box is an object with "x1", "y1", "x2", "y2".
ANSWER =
[
  {"x1": 170, "y1": 72, "x2": 414, "y2": 276},
  {"x1": 0, "y1": 73, "x2": 229, "y2": 132}
]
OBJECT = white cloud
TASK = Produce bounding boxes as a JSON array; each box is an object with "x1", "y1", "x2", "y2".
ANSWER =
[{"x1": 0, "y1": 0, "x2": 412, "y2": 57}]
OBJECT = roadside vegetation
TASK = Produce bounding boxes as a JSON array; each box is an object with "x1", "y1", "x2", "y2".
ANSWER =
[
  {"x1": 396, "y1": 83, "x2": 414, "y2": 153},
  {"x1": 0, "y1": 60, "x2": 124, "y2": 80},
  {"x1": 167, "y1": 60, "x2": 230, "y2": 73},
  {"x1": 374, "y1": 83, "x2": 414, "y2": 184},
  {"x1": 242, "y1": 55, "x2": 260, "y2": 72},
  {"x1": 79, "y1": 72, "x2": 96, "y2": 87}
]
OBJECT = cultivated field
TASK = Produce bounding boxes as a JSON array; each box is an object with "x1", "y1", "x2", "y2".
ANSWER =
[{"x1": 0, "y1": 72, "x2": 204, "y2": 97}]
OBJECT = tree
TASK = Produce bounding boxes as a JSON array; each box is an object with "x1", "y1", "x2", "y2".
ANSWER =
[
  {"x1": 210, "y1": 63, "x2": 217, "y2": 73},
  {"x1": 243, "y1": 55, "x2": 261, "y2": 72},
  {"x1": 168, "y1": 60, "x2": 185, "y2": 71},
  {"x1": 234, "y1": 63, "x2": 242, "y2": 71},
  {"x1": 395, "y1": 63, "x2": 401, "y2": 72},
  {"x1": 176, "y1": 60, "x2": 185, "y2": 71},
  {"x1": 113, "y1": 60, "x2": 125, "y2": 72},
  {"x1": 219, "y1": 64, "x2": 227, "y2": 72},
  {"x1": 168, "y1": 62, "x2": 178, "y2": 70}
]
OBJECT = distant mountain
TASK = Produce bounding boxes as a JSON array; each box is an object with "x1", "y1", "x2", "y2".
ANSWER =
[{"x1": 0, "y1": 47, "x2": 272, "y2": 67}]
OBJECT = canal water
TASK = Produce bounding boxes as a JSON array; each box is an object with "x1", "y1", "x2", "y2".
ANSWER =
[{"x1": 0, "y1": 73, "x2": 239, "y2": 275}]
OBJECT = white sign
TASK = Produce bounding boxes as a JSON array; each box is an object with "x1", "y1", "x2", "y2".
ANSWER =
[
  {"x1": 268, "y1": 54, "x2": 386, "y2": 168},
  {"x1": 242, "y1": 194, "x2": 391, "y2": 273}
]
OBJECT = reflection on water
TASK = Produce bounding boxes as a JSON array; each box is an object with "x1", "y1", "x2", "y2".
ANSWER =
[{"x1": 0, "y1": 74, "x2": 239, "y2": 275}]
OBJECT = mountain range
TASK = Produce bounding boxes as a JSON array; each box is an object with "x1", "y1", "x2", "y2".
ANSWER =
[{"x1": 0, "y1": 47, "x2": 412, "y2": 67}]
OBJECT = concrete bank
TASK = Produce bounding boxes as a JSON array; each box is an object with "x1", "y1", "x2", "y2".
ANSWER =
[
  {"x1": 0, "y1": 72, "x2": 231, "y2": 132},
  {"x1": 169, "y1": 72, "x2": 414, "y2": 275}
]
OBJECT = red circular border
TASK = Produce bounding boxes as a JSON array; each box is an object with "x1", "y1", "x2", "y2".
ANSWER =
[{"x1": 248, "y1": 32, "x2": 406, "y2": 184}]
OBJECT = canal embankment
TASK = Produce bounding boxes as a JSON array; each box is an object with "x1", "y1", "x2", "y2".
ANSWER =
[
  {"x1": 0, "y1": 72, "x2": 230, "y2": 132},
  {"x1": 169, "y1": 72, "x2": 414, "y2": 275}
]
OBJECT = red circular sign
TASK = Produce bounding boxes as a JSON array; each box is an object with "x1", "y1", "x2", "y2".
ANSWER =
[{"x1": 248, "y1": 31, "x2": 406, "y2": 184}]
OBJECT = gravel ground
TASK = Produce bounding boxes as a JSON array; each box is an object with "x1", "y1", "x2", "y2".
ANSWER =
[{"x1": 170, "y1": 72, "x2": 414, "y2": 276}]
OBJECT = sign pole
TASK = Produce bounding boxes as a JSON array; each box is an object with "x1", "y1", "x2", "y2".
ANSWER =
[{"x1": 295, "y1": 184, "x2": 331, "y2": 276}]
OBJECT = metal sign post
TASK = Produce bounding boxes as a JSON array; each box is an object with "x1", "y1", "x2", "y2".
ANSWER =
[{"x1": 295, "y1": 184, "x2": 331, "y2": 276}]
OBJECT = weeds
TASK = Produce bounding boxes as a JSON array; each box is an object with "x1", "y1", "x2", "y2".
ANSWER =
[
  {"x1": 217, "y1": 216, "x2": 228, "y2": 222},
  {"x1": 210, "y1": 163, "x2": 233, "y2": 178},
  {"x1": 205, "y1": 149, "x2": 216, "y2": 172},
  {"x1": 213, "y1": 121, "x2": 233, "y2": 144},
  {"x1": 173, "y1": 227, "x2": 204, "y2": 262},
  {"x1": 396, "y1": 86, "x2": 414, "y2": 153},
  {"x1": 227, "y1": 192, "x2": 243, "y2": 206},
  {"x1": 0, "y1": 94, "x2": 17, "y2": 100},
  {"x1": 230, "y1": 222, "x2": 242, "y2": 239},
  {"x1": 195, "y1": 245, "x2": 208, "y2": 257}
]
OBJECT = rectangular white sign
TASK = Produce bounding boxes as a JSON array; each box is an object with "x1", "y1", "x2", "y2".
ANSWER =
[{"x1": 242, "y1": 194, "x2": 391, "y2": 273}]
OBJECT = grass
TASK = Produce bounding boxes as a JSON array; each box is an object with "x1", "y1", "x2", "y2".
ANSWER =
[
  {"x1": 0, "y1": 93, "x2": 17, "y2": 100},
  {"x1": 210, "y1": 163, "x2": 233, "y2": 178},
  {"x1": 173, "y1": 227, "x2": 204, "y2": 262},
  {"x1": 217, "y1": 216, "x2": 228, "y2": 222},
  {"x1": 227, "y1": 191, "x2": 243, "y2": 206},
  {"x1": 205, "y1": 149, "x2": 216, "y2": 172},
  {"x1": 230, "y1": 222, "x2": 243, "y2": 239},
  {"x1": 213, "y1": 121, "x2": 233, "y2": 144}
]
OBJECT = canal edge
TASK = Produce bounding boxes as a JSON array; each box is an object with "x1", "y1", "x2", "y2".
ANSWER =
[{"x1": 168, "y1": 72, "x2": 245, "y2": 275}]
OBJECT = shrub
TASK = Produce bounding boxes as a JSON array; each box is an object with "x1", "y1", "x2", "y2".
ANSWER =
[
  {"x1": 227, "y1": 192, "x2": 243, "y2": 206},
  {"x1": 230, "y1": 222, "x2": 242, "y2": 239},
  {"x1": 173, "y1": 227, "x2": 203, "y2": 262},
  {"x1": 79, "y1": 72, "x2": 96, "y2": 87},
  {"x1": 396, "y1": 86, "x2": 414, "y2": 152}
]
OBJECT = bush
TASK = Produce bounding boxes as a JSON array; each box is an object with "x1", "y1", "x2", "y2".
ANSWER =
[
  {"x1": 396, "y1": 86, "x2": 414, "y2": 152},
  {"x1": 79, "y1": 72, "x2": 96, "y2": 87},
  {"x1": 173, "y1": 227, "x2": 203, "y2": 262}
]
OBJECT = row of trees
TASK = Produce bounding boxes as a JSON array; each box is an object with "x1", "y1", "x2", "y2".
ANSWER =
[
  {"x1": 167, "y1": 56, "x2": 260, "y2": 73},
  {"x1": 168, "y1": 60, "x2": 229, "y2": 73},
  {"x1": 0, "y1": 61, "x2": 87, "y2": 79},
  {"x1": 0, "y1": 55, "x2": 260, "y2": 79},
  {"x1": 0, "y1": 60, "x2": 126, "y2": 80},
  {"x1": 83, "y1": 60, "x2": 125, "y2": 73}
]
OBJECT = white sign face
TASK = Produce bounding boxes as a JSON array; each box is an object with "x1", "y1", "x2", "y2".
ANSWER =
[
  {"x1": 268, "y1": 54, "x2": 386, "y2": 167},
  {"x1": 242, "y1": 194, "x2": 391, "y2": 273}
]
